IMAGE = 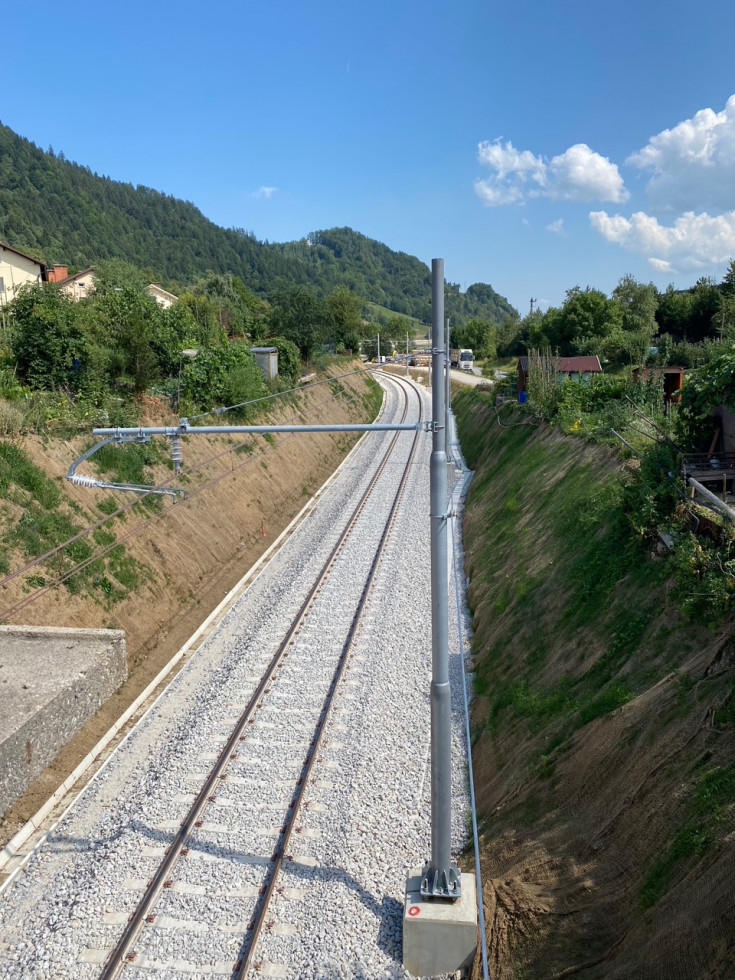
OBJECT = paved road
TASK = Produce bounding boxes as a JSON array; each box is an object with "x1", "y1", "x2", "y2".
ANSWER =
[{"x1": 383, "y1": 365, "x2": 492, "y2": 388}]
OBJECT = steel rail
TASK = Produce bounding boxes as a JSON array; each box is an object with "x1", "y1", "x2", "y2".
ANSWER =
[
  {"x1": 98, "y1": 376, "x2": 420, "y2": 979},
  {"x1": 236, "y1": 374, "x2": 424, "y2": 978}
]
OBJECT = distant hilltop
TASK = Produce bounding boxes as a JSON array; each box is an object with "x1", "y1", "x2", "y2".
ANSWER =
[{"x1": 0, "y1": 122, "x2": 518, "y2": 326}]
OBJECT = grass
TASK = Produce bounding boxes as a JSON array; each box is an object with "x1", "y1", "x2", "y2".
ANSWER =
[
  {"x1": 0, "y1": 443, "x2": 150, "y2": 602},
  {"x1": 0, "y1": 442, "x2": 60, "y2": 509},
  {"x1": 364, "y1": 302, "x2": 425, "y2": 335},
  {"x1": 362, "y1": 374, "x2": 384, "y2": 418},
  {"x1": 10, "y1": 505, "x2": 92, "y2": 562},
  {"x1": 90, "y1": 439, "x2": 167, "y2": 486},
  {"x1": 640, "y1": 761, "x2": 735, "y2": 908},
  {"x1": 455, "y1": 383, "x2": 735, "y2": 959},
  {"x1": 458, "y1": 386, "x2": 680, "y2": 757},
  {"x1": 97, "y1": 497, "x2": 120, "y2": 515}
]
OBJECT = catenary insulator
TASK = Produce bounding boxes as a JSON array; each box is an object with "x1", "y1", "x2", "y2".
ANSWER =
[
  {"x1": 70, "y1": 473, "x2": 100, "y2": 488},
  {"x1": 171, "y1": 434, "x2": 183, "y2": 471}
]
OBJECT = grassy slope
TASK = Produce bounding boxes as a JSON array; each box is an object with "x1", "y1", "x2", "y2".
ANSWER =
[{"x1": 454, "y1": 388, "x2": 735, "y2": 979}]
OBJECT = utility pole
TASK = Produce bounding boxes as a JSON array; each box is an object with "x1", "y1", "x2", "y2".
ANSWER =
[
  {"x1": 403, "y1": 262, "x2": 475, "y2": 980},
  {"x1": 445, "y1": 316, "x2": 452, "y2": 465},
  {"x1": 377, "y1": 332, "x2": 381, "y2": 366},
  {"x1": 422, "y1": 258, "x2": 460, "y2": 899},
  {"x1": 529, "y1": 297, "x2": 537, "y2": 315}
]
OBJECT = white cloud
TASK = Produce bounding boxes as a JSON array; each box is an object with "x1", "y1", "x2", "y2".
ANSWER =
[
  {"x1": 477, "y1": 140, "x2": 546, "y2": 181},
  {"x1": 627, "y1": 95, "x2": 735, "y2": 212},
  {"x1": 590, "y1": 208, "x2": 735, "y2": 271},
  {"x1": 475, "y1": 139, "x2": 627, "y2": 207},
  {"x1": 254, "y1": 186, "x2": 278, "y2": 199},
  {"x1": 546, "y1": 144, "x2": 628, "y2": 203},
  {"x1": 648, "y1": 258, "x2": 672, "y2": 273},
  {"x1": 546, "y1": 219, "x2": 565, "y2": 235},
  {"x1": 474, "y1": 179, "x2": 524, "y2": 206}
]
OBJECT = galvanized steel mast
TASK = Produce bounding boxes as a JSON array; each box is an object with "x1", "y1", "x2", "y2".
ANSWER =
[{"x1": 422, "y1": 258, "x2": 461, "y2": 899}]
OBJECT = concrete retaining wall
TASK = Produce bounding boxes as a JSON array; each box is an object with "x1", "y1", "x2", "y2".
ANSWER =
[{"x1": 0, "y1": 626, "x2": 126, "y2": 817}]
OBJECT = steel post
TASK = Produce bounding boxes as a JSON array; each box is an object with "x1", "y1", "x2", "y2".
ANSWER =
[
  {"x1": 422, "y1": 259, "x2": 461, "y2": 900},
  {"x1": 445, "y1": 317, "x2": 452, "y2": 464}
]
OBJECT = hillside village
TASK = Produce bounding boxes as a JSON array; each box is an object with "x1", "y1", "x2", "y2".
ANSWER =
[{"x1": 1, "y1": 241, "x2": 178, "y2": 311}]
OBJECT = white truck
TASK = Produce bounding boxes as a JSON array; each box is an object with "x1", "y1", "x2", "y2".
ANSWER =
[{"x1": 450, "y1": 348, "x2": 474, "y2": 371}]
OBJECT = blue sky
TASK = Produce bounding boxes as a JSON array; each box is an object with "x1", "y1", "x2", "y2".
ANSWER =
[{"x1": 4, "y1": 0, "x2": 735, "y2": 315}]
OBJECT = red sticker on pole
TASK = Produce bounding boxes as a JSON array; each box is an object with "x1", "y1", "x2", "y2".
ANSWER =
[{"x1": 408, "y1": 905, "x2": 421, "y2": 917}]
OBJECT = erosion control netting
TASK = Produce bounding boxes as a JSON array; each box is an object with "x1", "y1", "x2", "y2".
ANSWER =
[{"x1": 460, "y1": 418, "x2": 735, "y2": 979}]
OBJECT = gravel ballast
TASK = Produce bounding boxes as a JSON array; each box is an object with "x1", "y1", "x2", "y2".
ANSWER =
[{"x1": 0, "y1": 375, "x2": 474, "y2": 980}]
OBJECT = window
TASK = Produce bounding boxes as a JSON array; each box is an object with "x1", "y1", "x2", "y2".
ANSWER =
[{"x1": 0, "y1": 277, "x2": 4, "y2": 293}]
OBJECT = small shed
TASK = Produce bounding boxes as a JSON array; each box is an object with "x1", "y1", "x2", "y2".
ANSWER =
[
  {"x1": 632, "y1": 366, "x2": 685, "y2": 405},
  {"x1": 251, "y1": 346, "x2": 278, "y2": 381},
  {"x1": 517, "y1": 355, "x2": 602, "y2": 394}
]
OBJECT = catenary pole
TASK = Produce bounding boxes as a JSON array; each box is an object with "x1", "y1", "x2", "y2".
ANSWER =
[
  {"x1": 422, "y1": 258, "x2": 461, "y2": 899},
  {"x1": 445, "y1": 317, "x2": 452, "y2": 464}
]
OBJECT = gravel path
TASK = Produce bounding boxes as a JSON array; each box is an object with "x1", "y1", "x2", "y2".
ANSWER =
[{"x1": 0, "y1": 375, "x2": 472, "y2": 980}]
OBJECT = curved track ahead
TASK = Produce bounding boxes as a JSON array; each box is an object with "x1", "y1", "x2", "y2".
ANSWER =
[
  {"x1": 99, "y1": 375, "x2": 423, "y2": 978},
  {"x1": 0, "y1": 373, "x2": 471, "y2": 980}
]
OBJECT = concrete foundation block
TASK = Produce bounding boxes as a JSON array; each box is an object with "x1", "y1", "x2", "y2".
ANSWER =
[
  {"x1": 0, "y1": 626, "x2": 126, "y2": 816},
  {"x1": 403, "y1": 870, "x2": 477, "y2": 978}
]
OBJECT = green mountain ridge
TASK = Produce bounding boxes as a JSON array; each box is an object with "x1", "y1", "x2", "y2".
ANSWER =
[{"x1": 0, "y1": 122, "x2": 517, "y2": 326}]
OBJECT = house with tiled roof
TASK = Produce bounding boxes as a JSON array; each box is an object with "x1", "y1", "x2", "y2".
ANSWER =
[
  {"x1": 146, "y1": 284, "x2": 178, "y2": 309},
  {"x1": 54, "y1": 267, "x2": 96, "y2": 301}
]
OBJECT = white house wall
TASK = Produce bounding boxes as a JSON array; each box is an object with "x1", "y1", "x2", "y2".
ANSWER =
[
  {"x1": 0, "y1": 246, "x2": 43, "y2": 307},
  {"x1": 59, "y1": 272, "x2": 96, "y2": 302}
]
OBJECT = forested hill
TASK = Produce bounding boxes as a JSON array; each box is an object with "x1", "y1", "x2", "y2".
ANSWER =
[{"x1": 0, "y1": 123, "x2": 517, "y2": 325}]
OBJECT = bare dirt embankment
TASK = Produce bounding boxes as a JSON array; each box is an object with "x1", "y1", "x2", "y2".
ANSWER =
[
  {"x1": 0, "y1": 364, "x2": 379, "y2": 846},
  {"x1": 454, "y1": 390, "x2": 735, "y2": 980}
]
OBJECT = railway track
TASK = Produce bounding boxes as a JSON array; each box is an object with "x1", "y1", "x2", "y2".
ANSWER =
[
  {"x1": 91, "y1": 374, "x2": 423, "y2": 978},
  {"x1": 0, "y1": 372, "x2": 471, "y2": 980},
  {"x1": 1, "y1": 371, "x2": 475, "y2": 980}
]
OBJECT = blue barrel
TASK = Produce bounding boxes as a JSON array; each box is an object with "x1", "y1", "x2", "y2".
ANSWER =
[{"x1": 518, "y1": 391, "x2": 527, "y2": 404}]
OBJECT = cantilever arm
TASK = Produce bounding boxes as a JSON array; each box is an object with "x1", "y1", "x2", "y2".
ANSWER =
[{"x1": 66, "y1": 437, "x2": 187, "y2": 501}]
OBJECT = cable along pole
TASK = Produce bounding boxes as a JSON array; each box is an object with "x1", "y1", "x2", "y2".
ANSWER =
[{"x1": 421, "y1": 258, "x2": 461, "y2": 900}]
